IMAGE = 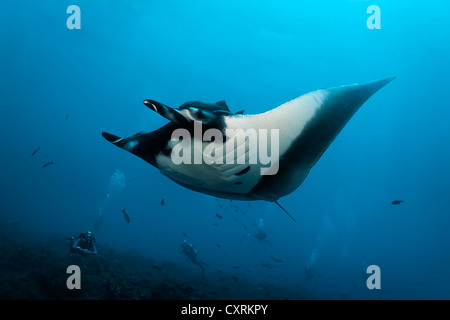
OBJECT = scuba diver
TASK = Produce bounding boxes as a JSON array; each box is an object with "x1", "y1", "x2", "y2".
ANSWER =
[
  {"x1": 68, "y1": 231, "x2": 98, "y2": 256},
  {"x1": 304, "y1": 265, "x2": 321, "y2": 285},
  {"x1": 179, "y1": 239, "x2": 208, "y2": 277},
  {"x1": 254, "y1": 229, "x2": 271, "y2": 246},
  {"x1": 253, "y1": 219, "x2": 272, "y2": 247}
]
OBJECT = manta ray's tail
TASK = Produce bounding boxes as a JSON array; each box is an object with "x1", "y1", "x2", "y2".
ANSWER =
[{"x1": 275, "y1": 200, "x2": 296, "y2": 222}]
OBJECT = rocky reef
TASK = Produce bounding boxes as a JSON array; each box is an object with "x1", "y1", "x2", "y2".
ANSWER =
[{"x1": 0, "y1": 235, "x2": 311, "y2": 300}]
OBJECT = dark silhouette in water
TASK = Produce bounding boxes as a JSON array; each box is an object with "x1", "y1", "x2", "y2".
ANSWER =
[
  {"x1": 262, "y1": 262, "x2": 275, "y2": 269},
  {"x1": 271, "y1": 256, "x2": 284, "y2": 263},
  {"x1": 391, "y1": 200, "x2": 404, "y2": 205},
  {"x1": 42, "y1": 161, "x2": 53, "y2": 168},
  {"x1": 179, "y1": 239, "x2": 208, "y2": 277},
  {"x1": 304, "y1": 266, "x2": 321, "y2": 284},
  {"x1": 254, "y1": 229, "x2": 271, "y2": 246},
  {"x1": 121, "y1": 208, "x2": 130, "y2": 223},
  {"x1": 253, "y1": 219, "x2": 271, "y2": 247},
  {"x1": 161, "y1": 199, "x2": 165, "y2": 206},
  {"x1": 31, "y1": 147, "x2": 40, "y2": 156}
]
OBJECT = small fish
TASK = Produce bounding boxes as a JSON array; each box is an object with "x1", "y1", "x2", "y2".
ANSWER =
[
  {"x1": 232, "y1": 265, "x2": 240, "y2": 269},
  {"x1": 42, "y1": 161, "x2": 54, "y2": 168},
  {"x1": 216, "y1": 243, "x2": 221, "y2": 248},
  {"x1": 31, "y1": 147, "x2": 40, "y2": 156},
  {"x1": 151, "y1": 265, "x2": 161, "y2": 270},
  {"x1": 215, "y1": 213, "x2": 223, "y2": 219},
  {"x1": 232, "y1": 276, "x2": 239, "y2": 281},
  {"x1": 161, "y1": 198, "x2": 165, "y2": 206},
  {"x1": 271, "y1": 256, "x2": 284, "y2": 263},
  {"x1": 182, "y1": 232, "x2": 187, "y2": 238},
  {"x1": 65, "y1": 113, "x2": 69, "y2": 120},
  {"x1": 121, "y1": 208, "x2": 130, "y2": 223},
  {"x1": 262, "y1": 262, "x2": 274, "y2": 269},
  {"x1": 391, "y1": 200, "x2": 404, "y2": 205}
]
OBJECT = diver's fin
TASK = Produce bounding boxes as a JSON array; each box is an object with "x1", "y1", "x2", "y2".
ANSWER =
[{"x1": 275, "y1": 200, "x2": 296, "y2": 222}]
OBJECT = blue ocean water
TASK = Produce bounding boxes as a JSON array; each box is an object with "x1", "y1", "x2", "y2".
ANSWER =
[{"x1": 1, "y1": 0, "x2": 449, "y2": 299}]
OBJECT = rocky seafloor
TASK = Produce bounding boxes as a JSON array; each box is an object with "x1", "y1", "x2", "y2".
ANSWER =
[{"x1": 0, "y1": 235, "x2": 313, "y2": 300}]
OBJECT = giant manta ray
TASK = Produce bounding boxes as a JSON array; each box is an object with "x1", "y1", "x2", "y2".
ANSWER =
[{"x1": 102, "y1": 78, "x2": 394, "y2": 220}]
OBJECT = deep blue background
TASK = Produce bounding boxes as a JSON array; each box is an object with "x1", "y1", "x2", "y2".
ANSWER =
[{"x1": 1, "y1": 0, "x2": 449, "y2": 299}]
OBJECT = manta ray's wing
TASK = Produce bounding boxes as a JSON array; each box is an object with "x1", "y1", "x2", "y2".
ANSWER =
[{"x1": 225, "y1": 77, "x2": 396, "y2": 201}]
